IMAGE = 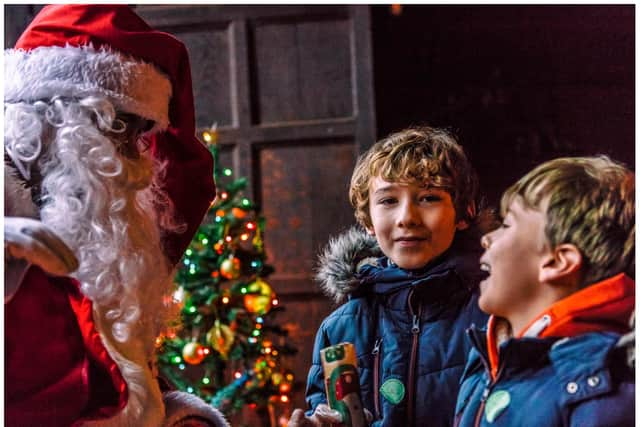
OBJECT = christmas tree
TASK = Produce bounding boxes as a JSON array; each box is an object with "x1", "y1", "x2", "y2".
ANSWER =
[{"x1": 156, "y1": 126, "x2": 297, "y2": 424}]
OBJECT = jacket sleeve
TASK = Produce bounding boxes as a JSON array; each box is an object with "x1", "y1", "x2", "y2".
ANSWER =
[{"x1": 304, "y1": 320, "x2": 332, "y2": 416}]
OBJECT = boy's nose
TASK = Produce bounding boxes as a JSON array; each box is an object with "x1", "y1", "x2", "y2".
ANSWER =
[
  {"x1": 480, "y1": 234, "x2": 492, "y2": 249},
  {"x1": 397, "y1": 202, "x2": 420, "y2": 227}
]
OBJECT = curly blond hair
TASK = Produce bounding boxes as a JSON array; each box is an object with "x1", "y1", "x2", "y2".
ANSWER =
[{"x1": 349, "y1": 126, "x2": 481, "y2": 230}]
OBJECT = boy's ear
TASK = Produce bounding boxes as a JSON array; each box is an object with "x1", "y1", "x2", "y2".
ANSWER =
[
  {"x1": 539, "y1": 243, "x2": 583, "y2": 285},
  {"x1": 366, "y1": 226, "x2": 376, "y2": 236},
  {"x1": 456, "y1": 202, "x2": 475, "y2": 231},
  {"x1": 456, "y1": 220, "x2": 469, "y2": 231}
]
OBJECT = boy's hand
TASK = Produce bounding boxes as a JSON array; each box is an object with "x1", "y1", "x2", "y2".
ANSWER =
[
  {"x1": 288, "y1": 404, "x2": 342, "y2": 427},
  {"x1": 288, "y1": 404, "x2": 373, "y2": 426}
]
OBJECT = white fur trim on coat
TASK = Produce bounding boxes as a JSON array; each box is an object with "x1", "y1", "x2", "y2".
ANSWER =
[
  {"x1": 162, "y1": 391, "x2": 230, "y2": 427},
  {"x1": 5, "y1": 44, "x2": 172, "y2": 131}
]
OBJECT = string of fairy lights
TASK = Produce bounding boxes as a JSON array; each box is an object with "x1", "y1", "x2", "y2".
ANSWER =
[{"x1": 155, "y1": 127, "x2": 297, "y2": 416}]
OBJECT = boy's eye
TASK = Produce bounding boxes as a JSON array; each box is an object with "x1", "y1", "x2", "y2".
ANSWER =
[
  {"x1": 378, "y1": 197, "x2": 397, "y2": 205},
  {"x1": 420, "y1": 194, "x2": 442, "y2": 203}
]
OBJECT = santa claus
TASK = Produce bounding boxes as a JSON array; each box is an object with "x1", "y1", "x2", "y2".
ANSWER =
[{"x1": 5, "y1": 5, "x2": 227, "y2": 426}]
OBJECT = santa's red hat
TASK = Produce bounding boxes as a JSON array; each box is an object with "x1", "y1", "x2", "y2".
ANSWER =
[{"x1": 5, "y1": 4, "x2": 216, "y2": 263}]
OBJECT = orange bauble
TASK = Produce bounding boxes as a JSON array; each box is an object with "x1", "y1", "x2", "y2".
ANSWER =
[
  {"x1": 182, "y1": 342, "x2": 206, "y2": 365},
  {"x1": 220, "y1": 257, "x2": 241, "y2": 279}
]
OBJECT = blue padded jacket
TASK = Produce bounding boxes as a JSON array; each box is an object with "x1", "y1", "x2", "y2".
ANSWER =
[
  {"x1": 454, "y1": 329, "x2": 634, "y2": 427},
  {"x1": 306, "y1": 228, "x2": 489, "y2": 427}
]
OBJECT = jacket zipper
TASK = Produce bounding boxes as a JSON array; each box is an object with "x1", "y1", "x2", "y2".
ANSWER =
[
  {"x1": 372, "y1": 337, "x2": 382, "y2": 420},
  {"x1": 473, "y1": 363, "x2": 506, "y2": 427},
  {"x1": 407, "y1": 300, "x2": 422, "y2": 427}
]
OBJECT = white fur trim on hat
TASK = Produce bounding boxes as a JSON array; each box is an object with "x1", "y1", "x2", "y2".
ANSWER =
[{"x1": 5, "y1": 44, "x2": 172, "y2": 130}]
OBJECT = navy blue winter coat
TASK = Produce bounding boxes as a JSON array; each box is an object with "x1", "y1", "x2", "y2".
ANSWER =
[
  {"x1": 454, "y1": 329, "x2": 635, "y2": 427},
  {"x1": 306, "y1": 227, "x2": 489, "y2": 427}
]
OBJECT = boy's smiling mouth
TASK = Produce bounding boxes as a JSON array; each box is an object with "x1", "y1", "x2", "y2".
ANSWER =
[
  {"x1": 395, "y1": 236, "x2": 427, "y2": 242},
  {"x1": 395, "y1": 236, "x2": 428, "y2": 246},
  {"x1": 395, "y1": 235, "x2": 428, "y2": 241}
]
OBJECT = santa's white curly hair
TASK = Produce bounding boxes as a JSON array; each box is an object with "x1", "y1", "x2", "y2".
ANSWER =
[{"x1": 5, "y1": 93, "x2": 183, "y2": 426}]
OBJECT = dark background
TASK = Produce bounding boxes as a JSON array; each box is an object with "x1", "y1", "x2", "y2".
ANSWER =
[{"x1": 371, "y1": 5, "x2": 634, "y2": 207}]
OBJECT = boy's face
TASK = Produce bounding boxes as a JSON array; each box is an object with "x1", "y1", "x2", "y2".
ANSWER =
[
  {"x1": 367, "y1": 176, "x2": 465, "y2": 270},
  {"x1": 478, "y1": 197, "x2": 550, "y2": 320}
]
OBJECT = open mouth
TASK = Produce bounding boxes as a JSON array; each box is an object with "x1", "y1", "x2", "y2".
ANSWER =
[{"x1": 479, "y1": 262, "x2": 491, "y2": 280}]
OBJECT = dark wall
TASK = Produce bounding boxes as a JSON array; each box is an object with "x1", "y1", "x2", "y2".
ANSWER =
[
  {"x1": 4, "y1": 5, "x2": 42, "y2": 48},
  {"x1": 372, "y1": 5, "x2": 634, "y2": 207}
]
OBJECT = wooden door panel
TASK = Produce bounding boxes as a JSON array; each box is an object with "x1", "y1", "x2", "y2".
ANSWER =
[
  {"x1": 258, "y1": 140, "x2": 356, "y2": 294},
  {"x1": 251, "y1": 17, "x2": 353, "y2": 123},
  {"x1": 273, "y1": 295, "x2": 336, "y2": 408},
  {"x1": 136, "y1": 5, "x2": 376, "y2": 414},
  {"x1": 178, "y1": 27, "x2": 234, "y2": 127}
]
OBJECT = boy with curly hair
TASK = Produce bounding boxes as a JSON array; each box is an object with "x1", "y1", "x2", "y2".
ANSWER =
[
  {"x1": 454, "y1": 156, "x2": 634, "y2": 426},
  {"x1": 289, "y1": 126, "x2": 493, "y2": 426}
]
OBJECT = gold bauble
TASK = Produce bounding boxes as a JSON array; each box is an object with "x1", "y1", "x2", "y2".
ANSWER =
[
  {"x1": 206, "y1": 320, "x2": 235, "y2": 358},
  {"x1": 243, "y1": 278, "x2": 274, "y2": 315},
  {"x1": 271, "y1": 372, "x2": 284, "y2": 386}
]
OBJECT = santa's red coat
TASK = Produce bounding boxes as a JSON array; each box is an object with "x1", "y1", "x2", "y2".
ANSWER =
[{"x1": 6, "y1": 267, "x2": 127, "y2": 426}]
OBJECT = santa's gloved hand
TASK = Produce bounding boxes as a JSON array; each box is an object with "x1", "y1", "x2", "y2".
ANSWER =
[
  {"x1": 5, "y1": 217, "x2": 78, "y2": 302},
  {"x1": 288, "y1": 404, "x2": 373, "y2": 427}
]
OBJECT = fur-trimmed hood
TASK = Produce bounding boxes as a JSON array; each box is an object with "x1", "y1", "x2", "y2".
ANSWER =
[
  {"x1": 315, "y1": 226, "x2": 487, "y2": 305},
  {"x1": 315, "y1": 226, "x2": 382, "y2": 305}
]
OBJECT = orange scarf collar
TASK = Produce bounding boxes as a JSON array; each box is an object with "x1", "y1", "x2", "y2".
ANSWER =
[{"x1": 486, "y1": 273, "x2": 634, "y2": 380}]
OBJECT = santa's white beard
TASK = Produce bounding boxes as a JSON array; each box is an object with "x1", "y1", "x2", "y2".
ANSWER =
[
  {"x1": 37, "y1": 101, "x2": 174, "y2": 349},
  {"x1": 41, "y1": 151, "x2": 173, "y2": 343},
  {"x1": 10, "y1": 96, "x2": 179, "y2": 426}
]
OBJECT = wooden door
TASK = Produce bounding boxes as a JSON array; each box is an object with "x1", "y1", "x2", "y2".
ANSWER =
[{"x1": 137, "y1": 5, "x2": 376, "y2": 412}]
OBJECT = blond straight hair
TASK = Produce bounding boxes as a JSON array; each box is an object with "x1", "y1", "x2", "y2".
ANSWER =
[{"x1": 501, "y1": 156, "x2": 634, "y2": 287}]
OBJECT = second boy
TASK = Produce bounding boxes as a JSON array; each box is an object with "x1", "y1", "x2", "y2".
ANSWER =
[{"x1": 454, "y1": 156, "x2": 634, "y2": 426}]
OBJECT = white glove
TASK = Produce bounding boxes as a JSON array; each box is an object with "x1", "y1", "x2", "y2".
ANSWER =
[
  {"x1": 288, "y1": 404, "x2": 373, "y2": 427},
  {"x1": 5, "y1": 217, "x2": 78, "y2": 302}
]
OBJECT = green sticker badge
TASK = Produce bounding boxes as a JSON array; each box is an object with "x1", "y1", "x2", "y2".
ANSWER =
[
  {"x1": 379, "y1": 378, "x2": 405, "y2": 405},
  {"x1": 484, "y1": 390, "x2": 511, "y2": 423}
]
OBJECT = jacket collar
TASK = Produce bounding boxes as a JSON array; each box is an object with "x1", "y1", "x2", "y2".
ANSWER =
[
  {"x1": 518, "y1": 273, "x2": 634, "y2": 339},
  {"x1": 472, "y1": 273, "x2": 634, "y2": 381},
  {"x1": 315, "y1": 226, "x2": 487, "y2": 304},
  {"x1": 354, "y1": 241, "x2": 483, "y2": 307},
  {"x1": 464, "y1": 325, "x2": 623, "y2": 388}
]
